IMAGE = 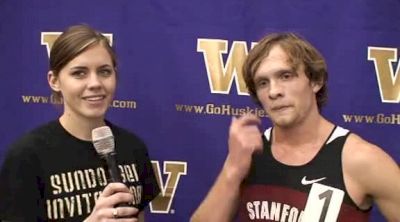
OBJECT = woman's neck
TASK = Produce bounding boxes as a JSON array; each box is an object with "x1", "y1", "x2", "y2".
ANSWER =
[{"x1": 59, "y1": 114, "x2": 106, "y2": 141}]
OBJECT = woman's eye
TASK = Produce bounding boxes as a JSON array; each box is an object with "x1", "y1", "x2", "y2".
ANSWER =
[
  {"x1": 99, "y1": 69, "x2": 112, "y2": 76},
  {"x1": 71, "y1": 70, "x2": 86, "y2": 78}
]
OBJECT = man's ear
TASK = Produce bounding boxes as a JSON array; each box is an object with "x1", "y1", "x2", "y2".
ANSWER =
[
  {"x1": 311, "y1": 80, "x2": 323, "y2": 93},
  {"x1": 48, "y1": 71, "x2": 60, "y2": 92}
]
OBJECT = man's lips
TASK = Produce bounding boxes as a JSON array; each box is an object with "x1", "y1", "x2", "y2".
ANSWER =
[{"x1": 271, "y1": 105, "x2": 291, "y2": 111}]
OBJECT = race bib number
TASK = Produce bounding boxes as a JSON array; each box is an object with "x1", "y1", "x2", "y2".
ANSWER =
[{"x1": 302, "y1": 183, "x2": 344, "y2": 222}]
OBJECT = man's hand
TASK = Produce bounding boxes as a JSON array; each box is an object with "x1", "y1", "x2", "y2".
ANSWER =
[{"x1": 224, "y1": 113, "x2": 263, "y2": 183}]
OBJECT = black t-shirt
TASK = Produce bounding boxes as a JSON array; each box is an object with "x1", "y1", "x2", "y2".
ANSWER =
[{"x1": 0, "y1": 120, "x2": 160, "y2": 221}]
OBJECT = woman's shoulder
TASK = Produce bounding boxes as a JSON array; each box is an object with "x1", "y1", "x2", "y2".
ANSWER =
[{"x1": 9, "y1": 120, "x2": 60, "y2": 154}]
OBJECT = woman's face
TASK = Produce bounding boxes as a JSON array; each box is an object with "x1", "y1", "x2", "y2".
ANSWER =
[{"x1": 48, "y1": 43, "x2": 116, "y2": 121}]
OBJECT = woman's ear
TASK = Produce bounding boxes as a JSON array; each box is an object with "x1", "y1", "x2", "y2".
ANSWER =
[{"x1": 48, "y1": 71, "x2": 60, "y2": 92}]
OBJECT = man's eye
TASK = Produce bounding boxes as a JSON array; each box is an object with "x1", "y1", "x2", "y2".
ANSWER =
[
  {"x1": 256, "y1": 80, "x2": 268, "y2": 88},
  {"x1": 281, "y1": 72, "x2": 293, "y2": 80}
]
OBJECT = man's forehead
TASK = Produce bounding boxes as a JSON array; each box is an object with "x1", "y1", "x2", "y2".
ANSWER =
[{"x1": 255, "y1": 59, "x2": 304, "y2": 80}]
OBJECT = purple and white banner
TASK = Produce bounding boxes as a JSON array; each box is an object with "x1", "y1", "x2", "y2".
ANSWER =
[{"x1": 0, "y1": 1, "x2": 398, "y2": 221}]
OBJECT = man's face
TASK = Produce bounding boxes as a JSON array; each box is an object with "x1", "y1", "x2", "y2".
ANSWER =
[{"x1": 254, "y1": 45, "x2": 321, "y2": 128}]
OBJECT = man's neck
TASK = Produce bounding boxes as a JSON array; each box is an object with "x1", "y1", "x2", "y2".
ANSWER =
[
  {"x1": 271, "y1": 112, "x2": 334, "y2": 165},
  {"x1": 273, "y1": 111, "x2": 333, "y2": 148}
]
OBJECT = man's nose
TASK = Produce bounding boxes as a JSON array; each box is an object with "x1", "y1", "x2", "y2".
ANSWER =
[{"x1": 268, "y1": 81, "x2": 283, "y2": 99}]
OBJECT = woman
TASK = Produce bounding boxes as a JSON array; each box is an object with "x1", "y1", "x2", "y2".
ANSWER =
[{"x1": 0, "y1": 25, "x2": 160, "y2": 221}]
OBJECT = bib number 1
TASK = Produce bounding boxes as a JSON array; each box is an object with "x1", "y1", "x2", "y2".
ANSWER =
[{"x1": 302, "y1": 183, "x2": 344, "y2": 222}]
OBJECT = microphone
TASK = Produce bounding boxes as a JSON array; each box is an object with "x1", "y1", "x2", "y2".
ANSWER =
[
  {"x1": 92, "y1": 126, "x2": 133, "y2": 211},
  {"x1": 92, "y1": 126, "x2": 123, "y2": 183}
]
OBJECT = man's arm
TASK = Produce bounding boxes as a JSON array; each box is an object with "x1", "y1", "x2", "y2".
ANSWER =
[
  {"x1": 344, "y1": 134, "x2": 400, "y2": 221},
  {"x1": 190, "y1": 161, "x2": 243, "y2": 222},
  {"x1": 191, "y1": 114, "x2": 262, "y2": 222}
]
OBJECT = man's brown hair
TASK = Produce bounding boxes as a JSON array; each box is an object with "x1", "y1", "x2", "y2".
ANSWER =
[{"x1": 243, "y1": 33, "x2": 328, "y2": 110}]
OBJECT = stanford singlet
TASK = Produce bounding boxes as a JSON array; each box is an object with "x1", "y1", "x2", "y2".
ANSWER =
[{"x1": 238, "y1": 126, "x2": 371, "y2": 222}]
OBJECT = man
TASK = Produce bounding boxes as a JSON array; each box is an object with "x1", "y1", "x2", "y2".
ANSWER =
[{"x1": 191, "y1": 33, "x2": 400, "y2": 221}]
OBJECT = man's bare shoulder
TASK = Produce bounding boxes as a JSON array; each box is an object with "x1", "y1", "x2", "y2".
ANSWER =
[
  {"x1": 346, "y1": 132, "x2": 393, "y2": 159},
  {"x1": 343, "y1": 134, "x2": 400, "y2": 220},
  {"x1": 343, "y1": 133, "x2": 396, "y2": 170},
  {"x1": 343, "y1": 133, "x2": 399, "y2": 192}
]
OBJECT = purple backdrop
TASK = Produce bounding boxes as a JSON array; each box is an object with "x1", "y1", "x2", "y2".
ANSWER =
[{"x1": 0, "y1": 0, "x2": 398, "y2": 221}]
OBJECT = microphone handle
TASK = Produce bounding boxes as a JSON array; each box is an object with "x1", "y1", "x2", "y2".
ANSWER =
[
  {"x1": 105, "y1": 152, "x2": 133, "y2": 209},
  {"x1": 105, "y1": 152, "x2": 123, "y2": 183}
]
